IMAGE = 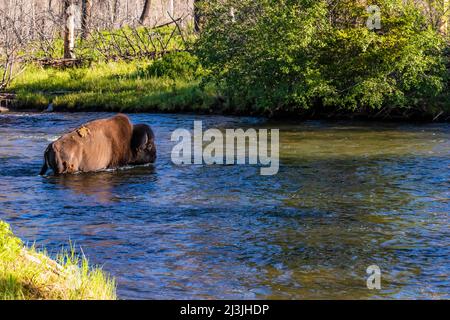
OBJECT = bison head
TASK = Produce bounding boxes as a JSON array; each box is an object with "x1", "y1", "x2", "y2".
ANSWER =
[{"x1": 131, "y1": 124, "x2": 157, "y2": 165}]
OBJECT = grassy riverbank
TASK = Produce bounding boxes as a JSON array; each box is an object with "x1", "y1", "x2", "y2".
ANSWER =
[
  {"x1": 9, "y1": 60, "x2": 218, "y2": 114},
  {"x1": 5, "y1": 48, "x2": 450, "y2": 120},
  {"x1": 4, "y1": 2, "x2": 450, "y2": 121},
  {"x1": 7, "y1": 59, "x2": 450, "y2": 121},
  {"x1": 0, "y1": 221, "x2": 116, "y2": 300}
]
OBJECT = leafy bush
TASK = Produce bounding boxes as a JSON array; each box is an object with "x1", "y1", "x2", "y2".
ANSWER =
[
  {"x1": 143, "y1": 51, "x2": 202, "y2": 79},
  {"x1": 196, "y1": 0, "x2": 448, "y2": 115},
  {"x1": 319, "y1": 1, "x2": 446, "y2": 111}
]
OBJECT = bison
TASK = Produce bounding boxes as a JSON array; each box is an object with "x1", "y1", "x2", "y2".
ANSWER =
[{"x1": 39, "y1": 114, "x2": 156, "y2": 175}]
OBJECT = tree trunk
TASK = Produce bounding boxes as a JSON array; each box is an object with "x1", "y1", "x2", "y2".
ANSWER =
[
  {"x1": 169, "y1": 0, "x2": 174, "y2": 17},
  {"x1": 81, "y1": 0, "x2": 92, "y2": 40},
  {"x1": 440, "y1": 0, "x2": 449, "y2": 35},
  {"x1": 230, "y1": 7, "x2": 236, "y2": 23},
  {"x1": 63, "y1": 0, "x2": 75, "y2": 59},
  {"x1": 139, "y1": 0, "x2": 152, "y2": 25},
  {"x1": 113, "y1": 0, "x2": 120, "y2": 24},
  {"x1": 194, "y1": 0, "x2": 201, "y2": 32}
]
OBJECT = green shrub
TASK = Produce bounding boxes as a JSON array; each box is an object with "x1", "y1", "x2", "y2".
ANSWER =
[
  {"x1": 196, "y1": 0, "x2": 448, "y2": 115},
  {"x1": 143, "y1": 51, "x2": 202, "y2": 79}
]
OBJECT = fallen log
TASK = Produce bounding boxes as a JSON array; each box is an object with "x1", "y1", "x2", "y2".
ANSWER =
[
  {"x1": 0, "y1": 92, "x2": 15, "y2": 109},
  {"x1": 0, "y1": 92, "x2": 16, "y2": 99},
  {"x1": 36, "y1": 58, "x2": 84, "y2": 68}
]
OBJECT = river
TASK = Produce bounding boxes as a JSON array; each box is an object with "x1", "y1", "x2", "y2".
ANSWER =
[{"x1": 0, "y1": 112, "x2": 449, "y2": 299}]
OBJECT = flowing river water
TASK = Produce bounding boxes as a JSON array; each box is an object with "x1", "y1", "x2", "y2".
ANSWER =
[{"x1": 0, "y1": 112, "x2": 449, "y2": 299}]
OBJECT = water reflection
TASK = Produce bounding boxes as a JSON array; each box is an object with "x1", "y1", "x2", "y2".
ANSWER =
[{"x1": 46, "y1": 166, "x2": 157, "y2": 204}]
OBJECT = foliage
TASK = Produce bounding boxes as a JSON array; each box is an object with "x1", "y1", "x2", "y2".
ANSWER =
[
  {"x1": 10, "y1": 61, "x2": 215, "y2": 113},
  {"x1": 195, "y1": 0, "x2": 449, "y2": 115},
  {"x1": 141, "y1": 51, "x2": 203, "y2": 79},
  {"x1": 5, "y1": 0, "x2": 450, "y2": 119}
]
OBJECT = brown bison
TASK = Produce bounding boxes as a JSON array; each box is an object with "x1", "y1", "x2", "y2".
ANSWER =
[{"x1": 39, "y1": 114, "x2": 156, "y2": 175}]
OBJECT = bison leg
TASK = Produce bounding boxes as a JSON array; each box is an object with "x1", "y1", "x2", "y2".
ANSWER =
[
  {"x1": 39, "y1": 162, "x2": 48, "y2": 176},
  {"x1": 39, "y1": 146, "x2": 50, "y2": 176}
]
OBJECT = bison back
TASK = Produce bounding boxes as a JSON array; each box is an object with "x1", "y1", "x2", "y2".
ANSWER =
[{"x1": 52, "y1": 114, "x2": 134, "y2": 173}]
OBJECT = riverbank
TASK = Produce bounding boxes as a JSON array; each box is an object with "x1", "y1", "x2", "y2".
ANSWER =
[
  {"x1": 5, "y1": 60, "x2": 218, "y2": 114},
  {"x1": 3, "y1": 59, "x2": 450, "y2": 122},
  {"x1": 0, "y1": 220, "x2": 116, "y2": 300}
]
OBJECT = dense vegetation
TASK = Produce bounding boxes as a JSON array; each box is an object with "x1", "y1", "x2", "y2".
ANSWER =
[
  {"x1": 4, "y1": 0, "x2": 450, "y2": 120},
  {"x1": 196, "y1": 0, "x2": 450, "y2": 118},
  {"x1": 11, "y1": 59, "x2": 214, "y2": 113},
  {"x1": 0, "y1": 221, "x2": 116, "y2": 299}
]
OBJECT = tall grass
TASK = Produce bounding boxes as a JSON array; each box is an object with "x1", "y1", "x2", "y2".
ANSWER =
[
  {"x1": 10, "y1": 59, "x2": 217, "y2": 113},
  {"x1": 0, "y1": 220, "x2": 116, "y2": 300}
]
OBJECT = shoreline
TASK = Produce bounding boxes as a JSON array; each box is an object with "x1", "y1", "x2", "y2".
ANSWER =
[
  {"x1": 0, "y1": 220, "x2": 116, "y2": 300},
  {"x1": 3, "y1": 55, "x2": 449, "y2": 124},
  {"x1": 3, "y1": 101, "x2": 450, "y2": 124}
]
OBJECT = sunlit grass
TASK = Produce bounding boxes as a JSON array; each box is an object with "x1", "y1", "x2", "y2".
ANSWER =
[
  {"x1": 9, "y1": 60, "x2": 217, "y2": 113},
  {"x1": 0, "y1": 220, "x2": 116, "y2": 300}
]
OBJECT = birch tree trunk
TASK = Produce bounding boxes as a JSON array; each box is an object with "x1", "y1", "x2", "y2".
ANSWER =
[{"x1": 169, "y1": 0, "x2": 174, "y2": 17}]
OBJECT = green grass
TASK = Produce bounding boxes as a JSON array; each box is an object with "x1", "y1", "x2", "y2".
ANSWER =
[
  {"x1": 0, "y1": 220, "x2": 116, "y2": 300},
  {"x1": 9, "y1": 59, "x2": 218, "y2": 113}
]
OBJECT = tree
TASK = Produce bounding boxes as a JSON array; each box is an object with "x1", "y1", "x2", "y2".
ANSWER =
[
  {"x1": 196, "y1": 0, "x2": 447, "y2": 114},
  {"x1": 418, "y1": 0, "x2": 450, "y2": 33},
  {"x1": 139, "y1": 0, "x2": 152, "y2": 25},
  {"x1": 81, "y1": 0, "x2": 92, "y2": 40},
  {"x1": 194, "y1": 0, "x2": 201, "y2": 32},
  {"x1": 63, "y1": 0, "x2": 75, "y2": 59},
  {"x1": 0, "y1": 1, "x2": 29, "y2": 89},
  {"x1": 169, "y1": 0, "x2": 174, "y2": 17},
  {"x1": 439, "y1": 0, "x2": 450, "y2": 34}
]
